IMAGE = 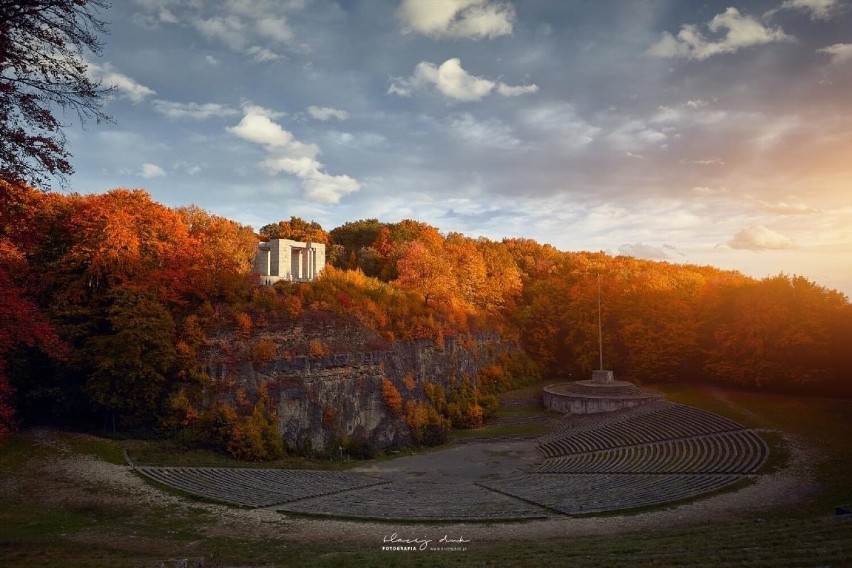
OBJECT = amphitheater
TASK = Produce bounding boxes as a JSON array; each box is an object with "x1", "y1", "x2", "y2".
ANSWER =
[{"x1": 132, "y1": 399, "x2": 768, "y2": 521}]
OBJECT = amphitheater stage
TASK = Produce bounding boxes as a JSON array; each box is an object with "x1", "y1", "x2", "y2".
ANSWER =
[{"x1": 543, "y1": 380, "x2": 664, "y2": 414}]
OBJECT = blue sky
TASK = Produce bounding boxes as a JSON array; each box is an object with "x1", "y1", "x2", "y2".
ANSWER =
[{"x1": 66, "y1": 0, "x2": 852, "y2": 296}]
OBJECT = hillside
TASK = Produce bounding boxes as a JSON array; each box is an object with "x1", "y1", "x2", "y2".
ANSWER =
[{"x1": 1, "y1": 182, "x2": 851, "y2": 458}]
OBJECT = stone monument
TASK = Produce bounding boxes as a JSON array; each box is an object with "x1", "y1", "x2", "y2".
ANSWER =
[{"x1": 542, "y1": 275, "x2": 662, "y2": 414}]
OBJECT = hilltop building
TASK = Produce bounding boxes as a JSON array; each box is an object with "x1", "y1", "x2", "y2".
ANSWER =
[{"x1": 254, "y1": 238, "x2": 325, "y2": 285}]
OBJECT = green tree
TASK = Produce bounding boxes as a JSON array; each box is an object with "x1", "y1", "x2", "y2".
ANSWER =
[{"x1": 85, "y1": 288, "x2": 176, "y2": 429}]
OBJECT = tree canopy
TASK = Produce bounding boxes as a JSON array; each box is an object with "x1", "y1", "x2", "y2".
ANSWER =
[{"x1": 0, "y1": 0, "x2": 113, "y2": 188}]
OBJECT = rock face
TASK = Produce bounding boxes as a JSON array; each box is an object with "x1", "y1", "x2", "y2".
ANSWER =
[{"x1": 227, "y1": 332, "x2": 506, "y2": 453}]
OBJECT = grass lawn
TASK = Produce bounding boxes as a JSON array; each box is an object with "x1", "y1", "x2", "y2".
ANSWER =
[{"x1": 1, "y1": 384, "x2": 851, "y2": 567}]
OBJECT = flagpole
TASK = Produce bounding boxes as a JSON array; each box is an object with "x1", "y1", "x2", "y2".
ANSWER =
[{"x1": 598, "y1": 274, "x2": 603, "y2": 371}]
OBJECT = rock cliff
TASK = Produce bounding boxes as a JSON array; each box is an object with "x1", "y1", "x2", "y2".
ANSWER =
[{"x1": 209, "y1": 327, "x2": 508, "y2": 453}]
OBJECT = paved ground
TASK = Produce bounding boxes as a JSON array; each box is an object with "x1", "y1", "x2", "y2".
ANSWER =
[{"x1": 279, "y1": 440, "x2": 549, "y2": 521}]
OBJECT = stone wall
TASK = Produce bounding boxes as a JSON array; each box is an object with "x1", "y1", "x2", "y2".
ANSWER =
[
  {"x1": 220, "y1": 333, "x2": 506, "y2": 452},
  {"x1": 542, "y1": 383, "x2": 662, "y2": 414}
]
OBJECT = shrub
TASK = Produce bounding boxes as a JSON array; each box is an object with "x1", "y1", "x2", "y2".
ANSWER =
[
  {"x1": 381, "y1": 378, "x2": 403, "y2": 417},
  {"x1": 308, "y1": 338, "x2": 328, "y2": 358}
]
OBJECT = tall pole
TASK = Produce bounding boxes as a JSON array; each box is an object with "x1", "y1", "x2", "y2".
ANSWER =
[{"x1": 597, "y1": 274, "x2": 603, "y2": 371}]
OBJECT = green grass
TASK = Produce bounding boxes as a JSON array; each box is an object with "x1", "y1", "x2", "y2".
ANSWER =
[
  {"x1": 66, "y1": 436, "x2": 126, "y2": 465},
  {"x1": 2, "y1": 384, "x2": 852, "y2": 567},
  {"x1": 449, "y1": 422, "x2": 548, "y2": 440}
]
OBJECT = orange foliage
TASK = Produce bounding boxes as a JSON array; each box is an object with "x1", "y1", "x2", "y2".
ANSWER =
[
  {"x1": 308, "y1": 338, "x2": 328, "y2": 358},
  {"x1": 252, "y1": 337, "x2": 277, "y2": 364},
  {"x1": 381, "y1": 378, "x2": 403, "y2": 417},
  {"x1": 403, "y1": 373, "x2": 417, "y2": 392}
]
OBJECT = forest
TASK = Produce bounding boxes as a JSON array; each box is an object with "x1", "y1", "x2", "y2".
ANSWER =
[{"x1": 2, "y1": 182, "x2": 851, "y2": 456}]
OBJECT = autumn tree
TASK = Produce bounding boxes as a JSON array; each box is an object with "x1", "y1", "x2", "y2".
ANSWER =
[
  {"x1": 84, "y1": 288, "x2": 177, "y2": 429},
  {"x1": 704, "y1": 275, "x2": 846, "y2": 390},
  {"x1": 396, "y1": 241, "x2": 454, "y2": 307},
  {"x1": 259, "y1": 216, "x2": 330, "y2": 244},
  {"x1": 381, "y1": 378, "x2": 403, "y2": 417},
  {"x1": 0, "y1": 0, "x2": 113, "y2": 188}
]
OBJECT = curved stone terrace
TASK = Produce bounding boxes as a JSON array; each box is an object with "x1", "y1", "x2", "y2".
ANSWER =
[{"x1": 132, "y1": 401, "x2": 769, "y2": 521}]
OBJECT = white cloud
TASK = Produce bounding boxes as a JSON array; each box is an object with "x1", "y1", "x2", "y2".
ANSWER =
[
  {"x1": 173, "y1": 160, "x2": 204, "y2": 175},
  {"x1": 227, "y1": 107, "x2": 359, "y2": 203},
  {"x1": 152, "y1": 100, "x2": 239, "y2": 120},
  {"x1": 193, "y1": 15, "x2": 247, "y2": 50},
  {"x1": 647, "y1": 7, "x2": 790, "y2": 60},
  {"x1": 256, "y1": 16, "x2": 294, "y2": 43},
  {"x1": 247, "y1": 46, "x2": 282, "y2": 62},
  {"x1": 496, "y1": 82, "x2": 540, "y2": 97},
  {"x1": 691, "y1": 186, "x2": 727, "y2": 195},
  {"x1": 307, "y1": 106, "x2": 349, "y2": 121},
  {"x1": 205, "y1": 54, "x2": 219, "y2": 65},
  {"x1": 87, "y1": 62, "x2": 156, "y2": 103},
  {"x1": 388, "y1": 58, "x2": 537, "y2": 102},
  {"x1": 301, "y1": 171, "x2": 361, "y2": 203},
  {"x1": 778, "y1": 0, "x2": 840, "y2": 20},
  {"x1": 227, "y1": 108, "x2": 296, "y2": 147},
  {"x1": 618, "y1": 243, "x2": 670, "y2": 260},
  {"x1": 143, "y1": 2, "x2": 299, "y2": 62},
  {"x1": 140, "y1": 163, "x2": 166, "y2": 178},
  {"x1": 398, "y1": 0, "x2": 514, "y2": 39},
  {"x1": 817, "y1": 43, "x2": 852, "y2": 65},
  {"x1": 728, "y1": 225, "x2": 798, "y2": 250},
  {"x1": 757, "y1": 200, "x2": 822, "y2": 215},
  {"x1": 519, "y1": 102, "x2": 600, "y2": 149},
  {"x1": 681, "y1": 157, "x2": 725, "y2": 166},
  {"x1": 450, "y1": 113, "x2": 523, "y2": 149}
]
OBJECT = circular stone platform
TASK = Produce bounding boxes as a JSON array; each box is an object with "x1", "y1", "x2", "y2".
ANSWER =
[{"x1": 543, "y1": 380, "x2": 663, "y2": 414}]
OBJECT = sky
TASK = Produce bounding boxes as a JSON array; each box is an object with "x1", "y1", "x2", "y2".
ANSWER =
[{"x1": 65, "y1": 0, "x2": 852, "y2": 297}]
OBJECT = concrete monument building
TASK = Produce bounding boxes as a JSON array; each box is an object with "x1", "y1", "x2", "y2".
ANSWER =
[{"x1": 254, "y1": 239, "x2": 325, "y2": 285}]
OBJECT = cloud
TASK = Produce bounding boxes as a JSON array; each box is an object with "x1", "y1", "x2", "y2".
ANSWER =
[
  {"x1": 137, "y1": 1, "x2": 299, "y2": 62},
  {"x1": 647, "y1": 7, "x2": 790, "y2": 60},
  {"x1": 388, "y1": 58, "x2": 537, "y2": 102},
  {"x1": 86, "y1": 62, "x2": 156, "y2": 103},
  {"x1": 728, "y1": 225, "x2": 798, "y2": 250},
  {"x1": 450, "y1": 113, "x2": 523, "y2": 149},
  {"x1": 519, "y1": 102, "x2": 600, "y2": 149},
  {"x1": 778, "y1": 0, "x2": 840, "y2": 20},
  {"x1": 227, "y1": 106, "x2": 359, "y2": 203},
  {"x1": 140, "y1": 163, "x2": 166, "y2": 178},
  {"x1": 307, "y1": 106, "x2": 349, "y2": 121},
  {"x1": 618, "y1": 243, "x2": 670, "y2": 260},
  {"x1": 817, "y1": 43, "x2": 852, "y2": 65},
  {"x1": 227, "y1": 106, "x2": 298, "y2": 147},
  {"x1": 757, "y1": 200, "x2": 822, "y2": 215},
  {"x1": 152, "y1": 100, "x2": 239, "y2": 120},
  {"x1": 193, "y1": 15, "x2": 247, "y2": 50},
  {"x1": 247, "y1": 46, "x2": 283, "y2": 62},
  {"x1": 398, "y1": 0, "x2": 514, "y2": 39},
  {"x1": 681, "y1": 157, "x2": 725, "y2": 166},
  {"x1": 255, "y1": 16, "x2": 294, "y2": 43},
  {"x1": 496, "y1": 83, "x2": 540, "y2": 97}
]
